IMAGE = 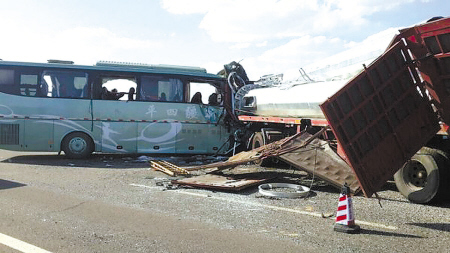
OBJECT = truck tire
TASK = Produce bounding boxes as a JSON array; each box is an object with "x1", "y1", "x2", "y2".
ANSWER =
[
  {"x1": 252, "y1": 132, "x2": 270, "y2": 166},
  {"x1": 394, "y1": 147, "x2": 449, "y2": 204},
  {"x1": 62, "y1": 132, "x2": 94, "y2": 159}
]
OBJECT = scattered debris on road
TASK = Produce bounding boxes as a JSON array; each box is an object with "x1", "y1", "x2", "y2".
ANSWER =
[
  {"x1": 258, "y1": 183, "x2": 310, "y2": 198},
  {"x1": 169, "y1": 130, "x2": 359, "y2": 193},
  {"x1": 173, "y1": 174, "x2": 274, "y2": 191},
  {"x1": 150, "y1": 160, "x2": 190, "y2": 176}
]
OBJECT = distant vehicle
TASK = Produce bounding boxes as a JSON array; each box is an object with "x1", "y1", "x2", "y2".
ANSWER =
[{"x1": 0, "y1": 60, "x2": 230, "y2": 158}]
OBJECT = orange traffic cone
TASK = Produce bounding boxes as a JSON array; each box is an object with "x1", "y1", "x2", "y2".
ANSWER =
[{"x1": 334, "y1": 183, "x2": 360, "y2": 234}]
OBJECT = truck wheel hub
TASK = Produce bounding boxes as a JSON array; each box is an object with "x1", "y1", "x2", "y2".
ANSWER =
[{"x1": 407, "y1": 161, "x2": 427, "y2": 188}]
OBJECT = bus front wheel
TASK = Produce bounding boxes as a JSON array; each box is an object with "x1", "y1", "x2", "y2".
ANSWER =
[{"x1": 62, "y1": 132, "x2": 94, "y2": 159}]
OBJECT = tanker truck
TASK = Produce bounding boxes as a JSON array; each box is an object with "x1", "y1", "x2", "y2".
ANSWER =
[{"x1": 229, "y1": 16, "x2": 450, "y2": 204}]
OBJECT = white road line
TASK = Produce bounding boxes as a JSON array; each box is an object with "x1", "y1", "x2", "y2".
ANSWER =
[
  {"x1": 130, "y1": 184, "x2": 398, "y2": 230},
  {"x1": 129, "y1": 183, "x2": 162, "y2": 190},
  {"x1": 0, "y1": 233, "x2": 52, "y2": 253}
]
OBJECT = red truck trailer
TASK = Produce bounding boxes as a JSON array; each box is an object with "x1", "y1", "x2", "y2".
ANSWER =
[
  {"x1": 227, "y1": 16, "x2": 450, "y2": 204},
  {"x1": 319, "y1": 16, "x2": 450, "y2": 204}
]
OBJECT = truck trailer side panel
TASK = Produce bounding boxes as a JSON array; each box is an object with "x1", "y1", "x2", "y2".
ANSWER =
[{"x1": 321, "y1": 41, "x2": 440, "y2": 198}]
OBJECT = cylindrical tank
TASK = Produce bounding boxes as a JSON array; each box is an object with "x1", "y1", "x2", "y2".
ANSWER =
[{"x1": 243, "y1": 80, "x2": 346, "y2": 119}]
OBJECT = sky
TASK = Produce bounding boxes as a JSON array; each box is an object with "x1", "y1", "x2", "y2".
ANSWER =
[{"x1": 0, "y1": 0, "x2": 448, "y2": 81}]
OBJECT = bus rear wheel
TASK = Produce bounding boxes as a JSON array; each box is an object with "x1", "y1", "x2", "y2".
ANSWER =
[
  {"x1": 62, "y1": 132, "x2": 94, "y2": 159},
  {"x1": 394, "y1": 147, "x2": 449, "y2": 204}
]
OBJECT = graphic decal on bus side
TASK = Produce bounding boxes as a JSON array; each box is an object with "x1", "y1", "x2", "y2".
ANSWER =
[
  {"x1": 98, "y1": 122, "x2": 126, "y2": 152},
  {"x1": 99, "y1": 121, "x2": 183, "y2": 153},
  {"x1": 201, "y1": 107, "x2": 220, "y2": 122},
  {"x1": 167, "y1": 109, "x2": 178, "y2": 116},
  {"x1": 0, "y1": 105, "x2": 19, "y2": 118},
  {"x1": 146, "y1": 105, "x2": 157, "y2": 118},
  {"x1": 136, "y1": 121, "x2": 182, "y2": 152},
  {"x1": 0, "y1": 103, "x2": 223, "y2": 154},
  {"x1": 185, "y1": 106, "x2": 198, "y2": 119}
]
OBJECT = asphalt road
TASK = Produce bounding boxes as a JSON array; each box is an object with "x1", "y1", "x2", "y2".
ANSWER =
[{"x1": 1, "y1": 149, "x2": 450, "y2": 253}]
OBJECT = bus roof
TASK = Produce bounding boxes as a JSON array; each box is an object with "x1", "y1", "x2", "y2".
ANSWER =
[{"x1": 0, "y1": 59, "x2": 225, "y2": 80}]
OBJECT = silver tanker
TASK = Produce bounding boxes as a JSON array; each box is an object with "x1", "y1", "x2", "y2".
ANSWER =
[{"x1": 241, "y1": 78, "x2": 346, "y2": 119}]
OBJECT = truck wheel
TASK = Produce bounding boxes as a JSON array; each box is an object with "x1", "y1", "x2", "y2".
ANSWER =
[
  {"x1": 252, "y1": 132, "x2": 270, "y2": 166},
  {"x1": 394, "y1": 147, "x2": 449, "y2": 204},
  {"x1": 62, "y1": 132, "x2": 94, "y2": 159}
]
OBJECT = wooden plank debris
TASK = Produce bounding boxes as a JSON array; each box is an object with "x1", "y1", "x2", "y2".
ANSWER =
[{"x1": 150, "y1": 160, "x2": 190, "y2": 176}]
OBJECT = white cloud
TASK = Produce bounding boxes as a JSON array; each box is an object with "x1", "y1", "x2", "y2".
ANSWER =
[
  {"x1": 228, "y1": 26, "x2": 401, "y2": 81},
  {"x1": 256, "y1": 41, "x2": 268, "y2": 47},
  {"x1": 159, "y1": 0, "x2": 217, "y2": 14},
  {"x1": 160, "y1": 0, "x2": 424, "y2": 80},
  {"x1": 231, "y1": 35, "x2": 344, "y2": 80},
  {"x1": 161, "y1": 0, "x2": 417, "y2": 44},
  {"x1": 230, "y1": 43, "x2": 252, "y2": 49},
  {"x1": 0, "y1": 25, "x2": 160, "y2": 65},
  {"x1": 302, "y1": 27, "x2": 401, "y2": 80}
]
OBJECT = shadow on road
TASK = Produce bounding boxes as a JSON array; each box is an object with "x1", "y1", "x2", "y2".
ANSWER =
[
  {"x1": 0, "y1": 153, "x2": 201, "y2": 169},
  {"x1": 0, "y1": 179, "x2": 26, "y2": 190},
  {"x1": 409, "y1": 223, "x2": 450, "y2": 232},
  {"x1": 360, "y1": 228, "x2": 424, "y2": 238}
]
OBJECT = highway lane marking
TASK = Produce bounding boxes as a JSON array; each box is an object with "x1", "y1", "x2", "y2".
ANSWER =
[
  {"x1": 131, "y1": 184, "x2": 398, "y2": 230},
  {"x1": 0, "y1": 232, "x2": 52, "y2": 253}
]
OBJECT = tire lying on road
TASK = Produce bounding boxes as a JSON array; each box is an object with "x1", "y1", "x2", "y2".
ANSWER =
[{"x1": 394, "y1": 147, "x2": 450, "y2": 204}]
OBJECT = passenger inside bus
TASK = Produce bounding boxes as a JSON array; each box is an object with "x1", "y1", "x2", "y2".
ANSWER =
[
  {"x1": 128, "y1": 87, "x2": 135, "y2": 101},
  {"x1": 39, "y1": 79, "x2": 49, "y2": 97},
  {"x1": 159, "y1": 92, "x2": 166, "y2": 101},
  {"x1": 208, "y1": 93, "x2": 219, "y2": 106},
  {"x1": 191, "y1": 92, "x2": 202, "y2": 104},
  {"x1": 110, "y1": 88, "x2": 124, "y2": 100},
  {"x1": 101, "y1": 87, "x2": 125, "y2": 100}
]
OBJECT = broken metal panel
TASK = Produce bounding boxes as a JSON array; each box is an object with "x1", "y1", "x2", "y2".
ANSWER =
[
  {"x1": 172, "y1": 174, "x2": 272, "y2": 191},
  {"x1": 320, "y1": 41, "x2": 440, "y2": 198},
  {"x1": 181, "y1": 149, "x2": 261, "y2": 172},
  {"x1": 277, "y1": 133, "x2": 360, "y2": 193},
  {"x1": 182, "y1": 131, "x2": 359, "y2": 192}
]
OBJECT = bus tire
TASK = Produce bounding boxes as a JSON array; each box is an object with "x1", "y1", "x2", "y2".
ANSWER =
[
  {"x1": 252, "y1": 132, "x2": 270, "y2": 167},
  {"x1": 62, "y1": 132, "x2": 94, "y2": 159},
  {"x1": 394, "y1": 147, "x2": 449, "y2": 204}
]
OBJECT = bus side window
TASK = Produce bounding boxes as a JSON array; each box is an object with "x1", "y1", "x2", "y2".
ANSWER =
[
  {"x1": 19, "y1": 74, "x2": 38, "y2": 97},
  {"x1": 100, "y1": 76, "x2": 137, "y2": 101},
  {"x1": 0, "y1": 69, "x2": 17, "y2": 95},
  {"x1": 42, "y1": 71, "x2": 89, "y2": 98},
  {"x1": 188, "y1": 82, "x2": 220, "y2": 105},
  {"x1": 140, "y1": 76, "x2": 159, "y2": 101},
  {"x1": 140, "y1": 76, "x2": 184, "y2": 102}
]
